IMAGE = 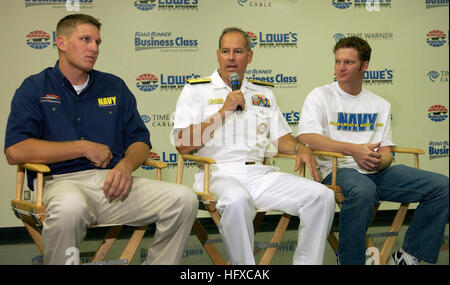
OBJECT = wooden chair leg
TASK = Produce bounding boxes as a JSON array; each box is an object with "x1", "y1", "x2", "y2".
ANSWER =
[
  {"x1": 258, "y1": 213, "x2": 291, "y2": 265},
  {"x1": 379, "y1": 203, "x2": 409, "y2": 265},
  {"x1": 193, "y1": 219, "x2": 226, "y2": 265},
  {"x1": 119, "y1": 225, "x2": 148, "y2": 265},
  {"x1": 327, "y1": 232, "x2": 339, "y2": 253},
  {"x1": 90, "y1": 225, "x2": 123, "y2": 263},
  {"x1": 23, "y1": 222, "x2": 44, "y2": 255}
]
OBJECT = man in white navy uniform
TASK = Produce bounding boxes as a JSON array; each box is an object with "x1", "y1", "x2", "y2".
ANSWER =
[
  {"x1": 297, "y1": 36, "x2": 448, "y2": 265},
  {"x1": 172, "y1": 27, "x2": 335, "y2": 265}
]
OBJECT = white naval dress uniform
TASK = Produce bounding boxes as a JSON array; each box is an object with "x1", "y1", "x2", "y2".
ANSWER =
[{"x1": 172, "y1": 70, "x2": 335, "y2": 264}]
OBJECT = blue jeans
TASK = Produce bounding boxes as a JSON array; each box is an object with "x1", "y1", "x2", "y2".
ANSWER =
[{"x1": 322, "y1": 165, "x2": 449, "y2": 264}]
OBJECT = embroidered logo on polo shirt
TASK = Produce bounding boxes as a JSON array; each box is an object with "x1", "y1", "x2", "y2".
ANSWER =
[
  {"x1": 40, "y1": 94, "x2": 61, "y2": 104},
  {"x1": 98, "y1": 96, "x2": 117, "y2": 107}
]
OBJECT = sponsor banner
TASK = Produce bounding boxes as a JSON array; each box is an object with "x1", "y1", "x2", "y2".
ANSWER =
[
  {"x1": 134, "y1": 0, "x2": 199, "y2": 11},
  {"x1": 24, "y1": 0, "x2": 94, "y2": 9},
  {"x1": 425, "y1": 0, "x2": 449, "y2": 9},
  {"x1": 427, "y1": 70, "x2": 449, "y2": 83},
  {"x1": 429, "y1": 140, "x2": 449, "y2": 160},
  {"x1": 247, "y1": 31, "x2": 298, "y2": 49},
  {"x1": 245, "y1": 69, "x2": 298, "y2": 88},
  {"x1": 428, "y1": 105, "x2": 448, "y2": 122},
  {"x1": 135, "y1": 31, "x2": 199, "y2": 52}
]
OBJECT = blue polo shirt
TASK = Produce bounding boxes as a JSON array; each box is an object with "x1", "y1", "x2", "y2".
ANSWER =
[{"x1": 5, "y1": 61, "x2": 151, "y2": 187}]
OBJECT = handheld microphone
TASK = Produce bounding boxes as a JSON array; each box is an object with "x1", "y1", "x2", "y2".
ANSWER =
[{"x1": 229, "y1": 72, "x2": 242, "y2": 113}]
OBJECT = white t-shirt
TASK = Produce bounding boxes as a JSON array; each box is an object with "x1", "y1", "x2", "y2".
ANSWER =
[
  {"x1": 73, "y1": 75, "x2": 89, "y2": 95},
  {"x1": 297, "y1": 81, "x2": 395, "y2": 179},
  {"x1": 172, "y1": 69, "x2": 291, "y2": 164}
]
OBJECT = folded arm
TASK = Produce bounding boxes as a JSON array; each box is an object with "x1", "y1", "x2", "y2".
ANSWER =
[{"x1": 298, "y1": 133, "x2": 393, "y2": 172}]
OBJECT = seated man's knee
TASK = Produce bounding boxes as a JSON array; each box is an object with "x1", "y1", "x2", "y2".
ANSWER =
[{"x1": 45, "y1": 193, "x2": 91, "y2": 228}]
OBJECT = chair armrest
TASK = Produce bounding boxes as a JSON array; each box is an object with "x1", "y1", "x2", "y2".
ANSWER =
[
  {"x1": 391, "y1": 147, "x2": 424, "y2": 169},
  {"x1": 177, "y1": 154, "x2": 215, "y2": 201},
  {"x1": 392, "y1": 147, "x2": 425, "y2": 155},
  {"x1": 143, "y1": 158, "x2": 168, "y2": 169},
  {"x1": 19, "y1": 163, "x2": 51, "y2": 173},
  {"x1": 180, "y1": 154, "x2": 216, "y2": 164}
]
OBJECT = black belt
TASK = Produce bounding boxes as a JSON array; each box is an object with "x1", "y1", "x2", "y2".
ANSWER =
[{"x1": 245, "y1": 162, "x2": 256, "y2": 165}]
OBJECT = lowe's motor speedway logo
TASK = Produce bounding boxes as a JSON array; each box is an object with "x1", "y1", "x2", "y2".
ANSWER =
[
  {"x1": 428, "y1": 105, "x2": 448, "y2": 122},
  {"x1": 245, "y1": 69, "x2": 298, "y2": 88},
  {"x1": 332, "y1": 0, "x2": 392, "y2": 10},
  {"x1": 26, "y1": 30, "x2": 51, "y2": 49},
  {"x1": 134, "y1": 0, "x2": 199, "y2": 11},
  {"x1": 426, "y1": 30, "x2": 447, "y2": 47},
  {"x1": 247, "y1": 31, "x2": 298, "y2": 48},
  {"x1": 363, "y1": 69, "x2": 394, "y2": 84},
  {"x1": 135, "y1": 32, "x2": 199, "y2": 52},
  {"x1": 136, "y1": 73, "x2": 202, "y2": 92}
]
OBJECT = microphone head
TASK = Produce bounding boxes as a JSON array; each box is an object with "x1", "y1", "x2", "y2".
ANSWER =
[
  {"x1": 229, "y1": 72, "x2": 240, "y2": 91},
  {"x1": 229, "y1": 72, "x2": 239, "y2": 82}
]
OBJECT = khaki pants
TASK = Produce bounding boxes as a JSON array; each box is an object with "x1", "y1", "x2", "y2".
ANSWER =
[{"x1": 41, "y1": 169, "x2": 198, "y2": 265}]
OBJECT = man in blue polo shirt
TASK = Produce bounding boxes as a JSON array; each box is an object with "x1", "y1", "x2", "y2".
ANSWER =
[{"x1": 4, "y1": 14, "x2": 198, "y2": 265}]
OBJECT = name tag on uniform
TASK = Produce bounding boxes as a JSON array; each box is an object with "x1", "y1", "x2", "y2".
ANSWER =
[
  {"x1": 208, "y1": 98, "x2": 224, "y2": 105},
  {"x1": 252, "y1": 95, "x2": 270, "y2": 108}
]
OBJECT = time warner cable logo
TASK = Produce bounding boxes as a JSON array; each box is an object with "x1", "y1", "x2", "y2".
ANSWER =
[{"x1": 428, "y1": 70, "x2": 449, "y2": 83}]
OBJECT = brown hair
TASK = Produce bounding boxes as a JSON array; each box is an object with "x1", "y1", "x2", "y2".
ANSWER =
[
  {"x1": 56, "y1": 13, "x2": 101, "y2": 37},
  {"x1": 333, "y1": 36, "x2": 372, "y2": 62}
]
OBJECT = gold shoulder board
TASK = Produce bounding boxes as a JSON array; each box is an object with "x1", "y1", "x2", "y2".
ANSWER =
[
  {"x1": 187, "y1": 78, "x2": 211, "y2": 84},
  {"x1": 248, "y1": 79, "x2": 274, "y2": 87}
]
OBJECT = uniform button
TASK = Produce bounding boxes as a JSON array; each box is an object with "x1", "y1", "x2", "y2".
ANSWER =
[
  {"x1": 77, "y1": 117, "x2": 81, "y2": 122},
  {"x1": 109, "y1": 111, "x2": 112, "y2": 115},
  {"x1": 52, "y1": 107, "x2": 56, "y2": 112},
  {"x1": 80, "y1": 136, "x2": 85, "y2": 140}
]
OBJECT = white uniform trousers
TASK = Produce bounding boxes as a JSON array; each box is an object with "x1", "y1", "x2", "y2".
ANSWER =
[
  {"x1": 198, "y1": 163, "x2": 335, "y2": 265},
  {"x1": 41, "y1": 169, "x2": 198, "y2": 265}
]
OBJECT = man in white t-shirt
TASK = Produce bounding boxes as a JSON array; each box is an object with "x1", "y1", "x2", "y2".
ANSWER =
[
  {"x1": 297, "y1": 36, "x2": 448, "y2": 265},
  {"x1": 172, "y1": 27, "x2": 335, "y2": 265}
]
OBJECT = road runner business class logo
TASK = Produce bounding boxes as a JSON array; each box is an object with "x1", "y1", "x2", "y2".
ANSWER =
[
  {"x1": 429, "y1": 140, "x2": 449, "y2": 160},
  {"x1": 245, "y1": 69, "x2": 298, "y2": 88},
  {"x1": 135, "y1": 32, "x2": 199, "y2": 52},
  {"x1": 425, "y1": 0, "x2": 449, "y2": 9},
  {"x1": 24, "y1": 0, "x2": 94, "y2": 8}
]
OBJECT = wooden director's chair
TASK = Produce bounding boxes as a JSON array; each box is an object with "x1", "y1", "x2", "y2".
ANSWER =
[
  {"x1": 11, "y1": 158, "x2": 168, "y2": 265},
  {"x1": 177, "y1": 154, "x2": 291, "y2": 265},
  {"x1": 276, "y1": 147, "x2": 425, "y2": 265}
]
